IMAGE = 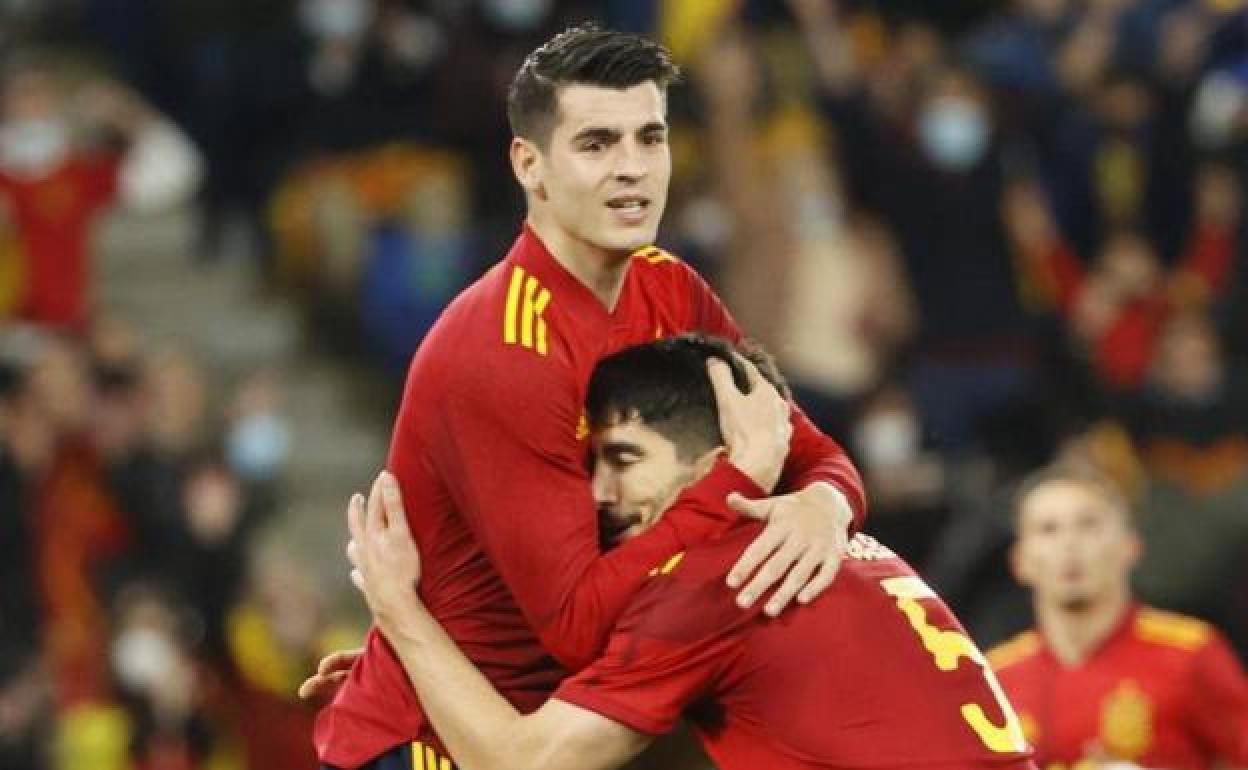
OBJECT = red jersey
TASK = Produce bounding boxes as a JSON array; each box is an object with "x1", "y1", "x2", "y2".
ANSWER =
[
  {"x1": 989, "y1": 605, "x2": 1248, "y2": 770},
  {"x1": 315, "y1": 226, "x2": 866, "y2": 767},
  {"x1": 556, "y1": 529, "x2": 1036, "y2": 770},
  {"x1": 0, "y1": 154, "x2": 118, "y2": 330}
]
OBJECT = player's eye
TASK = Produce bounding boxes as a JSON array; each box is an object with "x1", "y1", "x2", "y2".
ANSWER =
[
  {"x1": 641, "y1": 131, "x2": 666, "y2": 146},
  {"x1": 580, "y1": 140, "x2": 604, "y2": 153}
]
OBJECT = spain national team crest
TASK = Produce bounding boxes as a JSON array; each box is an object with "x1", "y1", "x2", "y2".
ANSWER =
[{"x1": 1099, "y1": 680, "x2": 1153, "y2": 760}]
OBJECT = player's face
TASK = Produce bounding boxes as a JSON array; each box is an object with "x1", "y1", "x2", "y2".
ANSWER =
[
  {"x1": 591, "y1": 416, "x2": 711, "y2": 547},
  {"x1": 1011, "y1": 481, "x2": 1140, "y2": 611},
  {"x1": 532, "y1": 82, "x2": 670, "y2": 255}
]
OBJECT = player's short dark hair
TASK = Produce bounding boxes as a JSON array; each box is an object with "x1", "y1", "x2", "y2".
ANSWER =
[
  {"x1": 587, "y1": 333, "x2": 788, "y2": 462},
  {"x1": 1012, "y1": 463, "x2": 1133, "y2": 533},
  {"x1": 507, "y1": 23, "x2": 681, "y2": 148}
]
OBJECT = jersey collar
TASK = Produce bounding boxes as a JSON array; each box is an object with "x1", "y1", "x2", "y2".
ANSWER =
[{"x1": 510, "y1": 223, "x2": 628, "y2": 328}]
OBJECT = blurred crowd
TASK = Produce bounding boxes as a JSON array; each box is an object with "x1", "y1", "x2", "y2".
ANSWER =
[
  {"x1": 0, "y1": 320, "x2": 356, "y2": 770},
  {"x1": 5, "y1": 0, "x2": 1248, "y2": 768}
]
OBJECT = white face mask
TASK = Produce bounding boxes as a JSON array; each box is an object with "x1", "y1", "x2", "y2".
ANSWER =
[
  {"x1": 0, "y1": 118, "x2": 70, "y2": 178},
  {"x1": 300, "y1": 0, "x2": 375, "y2": 40},
  {"x1": 855, "y1": 411, "x2": 921, "y2": 469},
  {"x1": 111, "y1": 627, "x2": 178, "y2": 693},
  {"x1": 918, "y1": 98, "x2": 990, "y2": 173}
]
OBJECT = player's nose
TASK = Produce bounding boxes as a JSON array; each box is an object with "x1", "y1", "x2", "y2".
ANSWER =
[
  {"x1": 612, "y1": 138, "x2": 647, "y2": 181},
  {"x1": 591, "y1": 465, "x2": 616, "y2": 505}
]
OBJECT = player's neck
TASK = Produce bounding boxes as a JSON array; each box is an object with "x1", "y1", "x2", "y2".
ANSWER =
[
  {"x1": 527, "y1": 215, "x2": 631, "y2": 311},
  {"x1": 1036, "y1": 587, "x2": 1132, "y2": 667}
]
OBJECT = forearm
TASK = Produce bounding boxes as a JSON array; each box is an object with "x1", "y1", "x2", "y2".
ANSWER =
[{"x1": 379, "y1": 599, "x2": 546, "y2": 770}]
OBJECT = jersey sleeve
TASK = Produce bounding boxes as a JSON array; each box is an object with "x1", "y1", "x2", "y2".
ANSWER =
[
  {"x1": 1186, "y1": 631, "x2": 1248, "y2": 765},
  {"x1": 552, "y1": 560, "x2": 749, "y2": 735},
  {"x1": 683, "y1": 264, "x2": 867, "y2": 528},
  {"x1": 431, "y1": 347, "x2": 760, "y2": 672}
]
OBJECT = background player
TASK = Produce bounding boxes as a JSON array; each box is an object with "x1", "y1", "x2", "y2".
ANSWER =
[
  {"x1": 345, "y1": 334, "x2": 1036, "y2": 770},
  {"x1": 990, "y1": 466, "x2": 1248, "y2": 770},
  {"x1": 311, "y1": 24, "x2": 867, "y2": 770}
]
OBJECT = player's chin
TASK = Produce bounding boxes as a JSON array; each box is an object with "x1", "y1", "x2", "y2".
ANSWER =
[{"x1": 597, "y1": 220, "x2": 659, "y2": 253}]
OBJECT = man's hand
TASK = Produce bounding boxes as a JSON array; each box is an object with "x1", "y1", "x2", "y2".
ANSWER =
[
  {"x1": 297, "y1": 648, "x2": 362, "y2": 703},
  {"x1": 708, "y1": 356, "x2": 791, "y2": 493},
  {"x1": 726, "y1": 482, "x2": 853, "y2": 616},
  {"x1": 347, "y1": 471, "x2": 423, "y2": 638}
]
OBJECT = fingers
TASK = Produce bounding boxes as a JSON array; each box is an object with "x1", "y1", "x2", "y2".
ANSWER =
[
  {"x1": 379, "y1": 471, "x2": 409, "y2": 534},
  {"x1": 797, "y1": 546, "x2": 844, "y2": 604},
  {"x1": 317, "y1": 649, "x2": 363, "y2": 676},
  {"x1": 733, "y1": 352, "x2": 762, "y2": 391},
  {"x1": 366, "y1": 474, "x2": 386, "y2": 532},
  {"x1": 736, "y1": 536, "x2": 806, "y2": 610},
  {"x1": 727, "y1": 520, "x2": 784, "y2": 593},
  {"x1": 297, "y1": 670, "x2": 349, "y2": 701},
  {"x1": 727, "y1": 492, "x2": 769, "y2": 520},
  {"x1": 763, "y1": 545, "x2": 824, "y2": 617},
  {"x1": 347, "y1": 492, "x2": 365, "y2": 543},
  {"x1": 706, "y1": 358, "x2": 740, "y2": 402}
]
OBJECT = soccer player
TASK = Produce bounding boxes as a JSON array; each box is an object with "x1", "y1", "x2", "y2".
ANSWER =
[
  {"x1": 989, "y1": 465, "x2": 1248, "y2": 770},
  {"x1": 310, "y1": 25, "x2": 866, "y2": 770},
  {"x1": 345, "y1": 334, "x2": 1036, "y2": 770}
]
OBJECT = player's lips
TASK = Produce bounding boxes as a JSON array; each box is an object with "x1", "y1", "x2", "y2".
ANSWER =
[{"x1": 605, "y1": 195, "x2": 650, "y2": 225}]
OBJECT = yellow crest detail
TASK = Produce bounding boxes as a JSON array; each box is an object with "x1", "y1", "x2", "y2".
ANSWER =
[
  {"x1": 575, "y1": 412, "x2": 590, "y2": 442},
  {"x1": 1099, "y1": 680, "x2": 1153, "y2": 760}
]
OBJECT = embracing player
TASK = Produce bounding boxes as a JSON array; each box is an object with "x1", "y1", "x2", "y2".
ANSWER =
[
  {"x1": 347, "y1": 334, "x2": 1037, "y2": 770},
  {"x1": 309, "y1": 25, "x2": 866, "y2": 770}
]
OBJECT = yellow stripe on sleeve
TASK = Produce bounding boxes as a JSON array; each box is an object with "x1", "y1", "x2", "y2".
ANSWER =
[
  {"x1": 504, "y1": 266, "x2": 525, "y2": 344},
  {"x1": 521, "y1": 274, "x2": 539, "y2": 348},
  {"x1": 412, "y1": 741, "x2": 425, "y2": 770},
  {"x1": 533, "y1": 288, "x2": 551, "y2": 355}
]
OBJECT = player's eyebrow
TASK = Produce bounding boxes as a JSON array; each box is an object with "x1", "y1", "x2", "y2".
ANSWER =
[
  {"x1": 637, "y1": 121, "x2": 667, "y2": 136},
  {"x1": 571, "y1": 126, "x2": 621, "y2": 145}
]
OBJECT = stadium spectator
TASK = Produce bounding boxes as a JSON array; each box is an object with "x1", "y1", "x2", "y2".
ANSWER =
[{"x1": 0, "y1": 56, "x2": 202, "y2": 331}]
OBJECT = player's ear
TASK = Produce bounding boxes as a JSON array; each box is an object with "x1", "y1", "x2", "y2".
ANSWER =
[{"x1": 510, "y1": 137, "x2": 545, "y2": 198}]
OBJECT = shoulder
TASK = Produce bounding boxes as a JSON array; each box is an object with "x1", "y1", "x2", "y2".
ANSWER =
[
  {"x1": 986, "y1": 629, "x2": 1044, "y2": 672},
  {"x1": 618, "y1": 538, "x2": 756, "y2": 644},
  {"x1": 629, "y1": 245, "x2": 700, "y2": 291},
  {"x1": 428, "y1": 261, "x2": 575, "y2": 383},
  {"x1": 1131, "y1": 606, "x2": 1214, "y2": 653}
]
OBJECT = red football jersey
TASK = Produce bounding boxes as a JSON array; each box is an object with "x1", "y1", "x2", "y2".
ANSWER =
[
  {"x1": 555, "y1": 529, "x2": 1036, "y2": 770},
  {"x1": 990, "y1": 605, "x2": 1248, "y2": 770},
  {"x1": 315, "y1": 226, "x2": 866, "y2": 767},
  {"x1": 0, "y1": 153, "x2": 118, "y2": 330}
]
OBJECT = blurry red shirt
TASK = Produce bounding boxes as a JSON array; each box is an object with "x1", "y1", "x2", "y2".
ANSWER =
[
  {"x1": 990, "y1": 604, "x2": 1248, "y2": 770},
  {"x1": 556, "y1": 529, "x2": 1036, "y2": 770},
  {"x1": 0, "y1": 153, "x2": 118, "y2": 330},
  {"x1": 314, "y1": 227, "x2": 865, "y2": 767}
]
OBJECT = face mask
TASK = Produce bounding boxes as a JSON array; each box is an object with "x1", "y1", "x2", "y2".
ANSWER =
[
  {"x1": 918, "y1": 99, "x2": 990, "y2": 173},
  {"x1": 481, "y1": 0, "x2": 551, "y2": 32},
  {"x1": 855, "y1": 411, "x2": 920, "y2": 469},
  {"x1": 226, "y1": 412, "x2": 291, "y2": 482},
  {"x1": 300, "y1": 0, "x2": 374, "y2": 40},
  {"x1": 0, "y1": 118, "x2": 70, "y2": 178},
  {"x1": 112, "y1": 628, "x2": 177, "y2": 693}
]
